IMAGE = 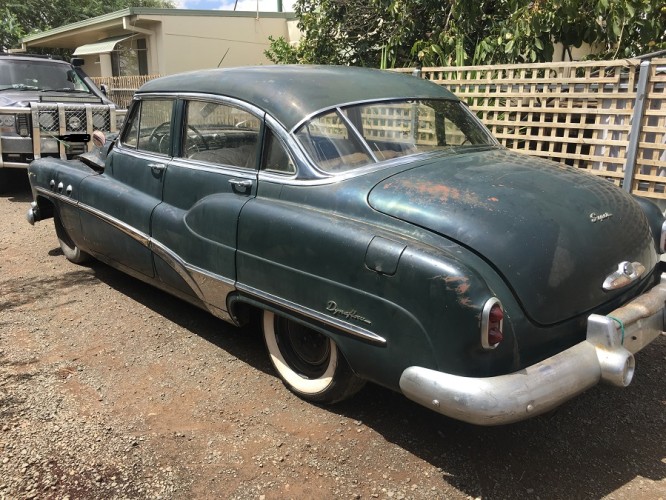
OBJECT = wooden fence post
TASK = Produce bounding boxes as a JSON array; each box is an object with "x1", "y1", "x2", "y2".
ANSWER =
[{"x1": 623, "y1": 60, "x2": 652, "y2": 193}]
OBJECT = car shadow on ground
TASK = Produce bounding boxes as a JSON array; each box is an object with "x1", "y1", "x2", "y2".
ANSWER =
[
  {"x1": 1, "y1": 170, "x2": 31, "y2": 200},
  {"x1": 66, "y1": 247, "x2": 666, "y2": 500}
]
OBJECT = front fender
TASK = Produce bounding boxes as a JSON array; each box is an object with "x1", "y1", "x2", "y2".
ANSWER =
[{"x1": 27, "y1": 158, "x2": 98, "y2": 231}]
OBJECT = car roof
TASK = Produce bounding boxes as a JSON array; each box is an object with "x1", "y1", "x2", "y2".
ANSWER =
[{"x1": 138, "y1": 65, "x2": 459, "y2": 131}]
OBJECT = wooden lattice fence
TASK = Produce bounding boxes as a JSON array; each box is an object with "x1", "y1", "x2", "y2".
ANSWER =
[
  {"x1": 92, "y1": 75, "x2": 162, "y2": 110},
  {"x1": 92, "y1": 61, "x2": 666, "y2": 200},
  {"x1": 394, "y1": 58, "x2": 666, "y2": 200}
]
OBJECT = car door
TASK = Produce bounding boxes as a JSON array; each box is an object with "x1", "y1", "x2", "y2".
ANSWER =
[
  {"x1": 150, "y1": 97, "x2": 262, "y2": 318},
  {"x1": 78, "y1": 98, "x2": 175, "y2": 278}
]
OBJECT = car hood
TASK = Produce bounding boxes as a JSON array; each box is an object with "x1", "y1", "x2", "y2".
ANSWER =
[{"x1": 368, "y1": 148, "x2": 658, "y2": 325}]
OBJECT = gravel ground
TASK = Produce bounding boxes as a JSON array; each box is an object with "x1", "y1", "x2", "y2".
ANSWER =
[{"x1": 1, "y1": 172, "x2": 665, "y2": 499}]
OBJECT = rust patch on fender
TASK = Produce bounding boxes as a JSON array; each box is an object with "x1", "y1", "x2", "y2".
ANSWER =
[
  {"x1": 444, "y1": 275, "x2": 470, "y2": 295},
  {"x1": 432, "y1": 275, "x2": 474, "y2": 308},
  {"x1": 384, "y1": 179, "x2": 493, "y2": 210}
]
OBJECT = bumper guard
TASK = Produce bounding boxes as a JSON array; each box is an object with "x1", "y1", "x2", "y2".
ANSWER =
[{"x1": 399, "y1": 273, "x2": 666, "y2": 425}]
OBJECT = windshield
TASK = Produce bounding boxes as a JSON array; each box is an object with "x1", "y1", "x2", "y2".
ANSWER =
[
  {"x1": 295, "y1": 99, "x2": 496, "y2": 173},
  {"x1": 0, "y1": 59, "x2": 92, "y2": 93}
]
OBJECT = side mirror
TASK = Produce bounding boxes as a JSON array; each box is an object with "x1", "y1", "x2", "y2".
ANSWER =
[
  {"x1": 92, "y1": 130, "x2": 106, "y2": 148},
  {"x1": 100, "y1": 83, "x2": 109, "y2": 96},
  {"x1": 70, "y1": 57, "x2": 84, "y2": 67}
]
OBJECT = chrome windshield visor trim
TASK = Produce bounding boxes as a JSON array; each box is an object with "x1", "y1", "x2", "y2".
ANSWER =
[
  {"x1": 236, "y1": 283, "x2": 387, "y2": 346},
  {"x1": 400, "y1": 273, "x2": 666, "y2": 426}
]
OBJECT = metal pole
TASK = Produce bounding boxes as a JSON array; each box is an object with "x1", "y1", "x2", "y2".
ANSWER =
[
  {"x1": 623, "y1": 60, "x2": 651, "y2": 193},
  {"x1": 277, "y1": 0, "x2": 283, "y2": 12}
]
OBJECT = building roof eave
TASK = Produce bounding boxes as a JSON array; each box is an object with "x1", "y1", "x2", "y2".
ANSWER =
[{"x1": 20, "y1": 8, "x2": 134, "y2": 44}]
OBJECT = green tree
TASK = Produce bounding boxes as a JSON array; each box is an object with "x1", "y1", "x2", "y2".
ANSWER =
[
  {"x1": 266, "y1": 0, "x2": 666, "y2": 67},
  {"x1": 1, "y1": 0, "x2": 175, "y2": 52}
]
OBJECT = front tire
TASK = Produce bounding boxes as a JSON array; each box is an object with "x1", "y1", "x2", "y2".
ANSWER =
[
  {"x1": 262, "y1": 311, "x2": 365, "y2": 404},
  {"x1": 54, "y1": 214, "x2": 91, "y2": 264}
]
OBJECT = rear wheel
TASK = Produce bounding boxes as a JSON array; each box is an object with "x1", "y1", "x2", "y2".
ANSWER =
[
  {"x1": 262, "y1": 311, "x2": 365, "y2": 404},
  {"x1": 54, "y1": 214, "x2": 91, "y2": 264}
]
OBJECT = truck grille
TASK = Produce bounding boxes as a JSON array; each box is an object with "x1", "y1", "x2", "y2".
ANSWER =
[
  {"x1": 35, "y1": 104, "x2": 114, "y2": 134},
  {"x1": 29, "y1": 102, "x2": 119, "y2": 162}
]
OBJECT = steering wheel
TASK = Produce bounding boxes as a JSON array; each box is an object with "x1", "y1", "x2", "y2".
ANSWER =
[
  {"x1": 185, "y1": 123, "x2": 208, "y2": 155},
  {"x1": 148, "y1": 122, "x2": 172, "y2": 154}
]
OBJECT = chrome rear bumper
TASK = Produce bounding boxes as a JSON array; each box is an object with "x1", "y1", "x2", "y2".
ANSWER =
[{"x1": 399, "y1": 274, "x2": 666, "y2": 426}]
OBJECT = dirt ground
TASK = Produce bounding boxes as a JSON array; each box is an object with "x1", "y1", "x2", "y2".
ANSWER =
[{"x1": 1, "y1": 171, "x2": 665, "y2": 499}]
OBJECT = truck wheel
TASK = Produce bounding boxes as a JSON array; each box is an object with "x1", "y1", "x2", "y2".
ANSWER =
[
  {"x1": 54, "y1": 214, "x2": 91, "y2": 264},
  {"x1": 263, "y1": 310, "x2": 365, "y2": 404}
]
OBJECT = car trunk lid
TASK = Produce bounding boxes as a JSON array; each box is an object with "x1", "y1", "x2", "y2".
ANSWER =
[{"x1": 368, "y1": 148, "x2": 658, "y2": 325}]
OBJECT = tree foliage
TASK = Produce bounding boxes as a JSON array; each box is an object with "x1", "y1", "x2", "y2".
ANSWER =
[
  {"x1": 265, "y1": 0, "x2": 666, "y2": 67},
  {"x1": 1, "y1": 0, "x2": 175, "y2": 52}
]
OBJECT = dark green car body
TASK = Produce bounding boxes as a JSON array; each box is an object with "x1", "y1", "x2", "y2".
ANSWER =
[{"x1": 26, "y1": 66, "x2": 666, "y2": 425}]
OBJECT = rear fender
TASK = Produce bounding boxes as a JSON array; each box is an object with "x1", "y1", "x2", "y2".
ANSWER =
[{"x1": 235, "y1": 198, "x2": 502, "y2": 389}]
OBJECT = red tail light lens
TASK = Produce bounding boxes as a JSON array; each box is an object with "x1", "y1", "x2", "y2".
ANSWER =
[
  {"x1": 481, "y1": 299, "x2": 504, "y2": 350},
  {"x1": 489, "y1": 304, "x2": 504, "y2": 323}
]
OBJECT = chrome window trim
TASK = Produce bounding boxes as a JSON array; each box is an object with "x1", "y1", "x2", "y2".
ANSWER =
[
  {"x1": 169, "y1": 156, "x2": 258, "y2": 178},
  {"x1": 290, "y1": 98, "x2": 498, "y2": 180},
  {"x1": 117, "y1": 98, "x2": 177, "y2": 157},
  {"x1": 289, "y1": 95, "x2": 459, "y2": 134},
  {"x1": 137, "y1": 91, "x2": 267, "y2": 121},
  {"x1": 336, "y1": 107, "x2": 378, "y2": 163},
  {"x1": 261, "y1": 113, "x2": 301, "y2": 179},
  {"x1": 113, "y1": 143, "x2": 174, "y2": 163}
]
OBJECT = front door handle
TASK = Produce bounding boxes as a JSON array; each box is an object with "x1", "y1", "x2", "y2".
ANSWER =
[
  {"x1": 148, "y1": 163, "x2": 166, "y2": 173},
  {"x1": 229, "y1": 178, "x2": 253, "y2": 191}
]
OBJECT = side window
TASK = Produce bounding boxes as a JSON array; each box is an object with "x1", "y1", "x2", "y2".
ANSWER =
[
  {"x1": 262, "y1": 128, "x2": 296, "y2": 175},
  {"x1": 120, "y1": 102, "x2": 140, "y2": 148},
  {"x1": 183, "y1": 100, "x2": 260, "y2": 169},
  {"x1": 136, "y1": 100, "x2": 174, "y2": 155}
]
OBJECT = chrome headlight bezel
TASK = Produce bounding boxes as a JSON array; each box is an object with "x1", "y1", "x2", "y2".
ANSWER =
[
  {"x1": 0, "y1": 113, "x2": 16, "y2": 133},
  {"x1": 38, "y1": 113, "x2": 56, "y2": 130},
  {"x1": 68, "y1": 115, "x2": 82, "y2": 130}
]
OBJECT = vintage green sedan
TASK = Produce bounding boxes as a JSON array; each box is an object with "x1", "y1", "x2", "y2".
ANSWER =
[{"x1": 26, "y1": 66, "x2": 666, "y2": 425}]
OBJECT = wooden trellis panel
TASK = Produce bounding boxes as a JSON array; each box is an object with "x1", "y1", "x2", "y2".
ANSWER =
[
  {"x1": 91, "y1": 75, "x2": 162, "y2": 110},
  {"x1": 395, "y1": 59, "x2": 666, "y2": 199},
  {"x1": 630, "y1": 58, "x2": 666, "y2": 199}
]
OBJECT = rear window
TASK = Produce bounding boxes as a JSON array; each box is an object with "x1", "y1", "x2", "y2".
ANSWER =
[{"x1": 295, "y1": 99, "x2": 495, "y2": 173}]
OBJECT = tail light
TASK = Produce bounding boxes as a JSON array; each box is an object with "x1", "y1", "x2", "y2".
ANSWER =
[{"x1": 481, "y1": 298, "x2": 504, "y2": 350}]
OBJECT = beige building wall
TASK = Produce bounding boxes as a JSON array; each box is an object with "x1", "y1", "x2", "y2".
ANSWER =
[
  {"x1": 552, "y1": 42, "x2": 605, "y2": 61},
  {"x1": 18, "y1": 9, "x2": 299, "y2": 78},
  {"x1": 139, "y1": 14, "x2": 291, "y2": 74}
]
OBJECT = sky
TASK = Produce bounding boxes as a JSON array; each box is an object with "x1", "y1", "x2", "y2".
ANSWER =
[{"x1": 174, "y1": 0, "x2": 296, "y2": 11}]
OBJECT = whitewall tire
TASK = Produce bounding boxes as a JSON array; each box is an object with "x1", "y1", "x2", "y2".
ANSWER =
[{"x1": 262, "y1": 310, "x2": 365, "y2": 404}]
